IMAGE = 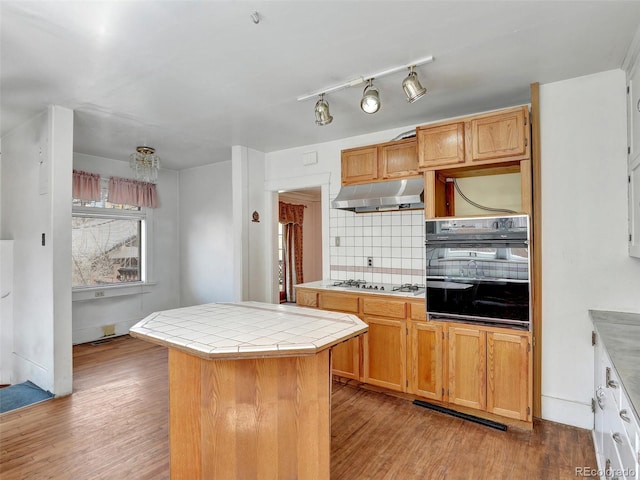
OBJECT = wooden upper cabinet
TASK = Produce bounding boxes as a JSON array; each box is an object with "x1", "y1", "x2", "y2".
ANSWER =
[
  {"x1": 469, "y1": 107, "x2": 529, "y2": 163},
  {"x1": 341, "y1": 146, "x2": 379, "y2": 185},
  {"x1": 341, "y1": 138, "x2": 419, "y2": 185},
  {"x1": 417, "y1": 122, "x2": 465, "y2": 168},
  {"x1": 417, "y1": 106, "x2": 530, "y2": 171},
  {"x1": 379, "y1": 138, "x2": 419, "y2": 179}
]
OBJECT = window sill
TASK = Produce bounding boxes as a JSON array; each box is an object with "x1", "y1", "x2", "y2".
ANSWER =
[{"x1": 72, "y1": 282, "x2": 156, "y2": 302}]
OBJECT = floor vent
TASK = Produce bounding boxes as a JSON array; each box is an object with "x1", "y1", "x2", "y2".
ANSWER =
[{"x1": 412, "y1": 399, "x2": 508, "y2": 431}]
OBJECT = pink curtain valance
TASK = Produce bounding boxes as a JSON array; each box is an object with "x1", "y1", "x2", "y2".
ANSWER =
[
  {"x1": 72, "y1": 169, "x2": 101, "y2": 201},
  {"x1": 108, "y1": 176, "x2": 159, "y2": 208}
]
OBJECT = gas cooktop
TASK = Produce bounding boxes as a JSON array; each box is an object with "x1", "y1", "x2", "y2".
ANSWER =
[{"x1": 327, "y1": 279, "x2": 425, "y2": 296}]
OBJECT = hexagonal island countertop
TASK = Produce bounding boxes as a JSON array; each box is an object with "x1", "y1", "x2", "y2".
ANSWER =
[{"x1": 129, "y1": 300, "x2": 368, "y2": 360}]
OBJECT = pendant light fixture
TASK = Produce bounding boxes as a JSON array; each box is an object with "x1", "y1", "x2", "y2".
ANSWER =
[
  {"x1": 130, "y1": 146, "x2": 160, "y2": 183},
  {"x1": 314, "y1": 94, "x2": 333, "y2": 126},
  {"x1": 402, "y1": 66, "x2": 427, "y2": 103},
  {"x1": 360, "y1": 79, "x2": 380, "y2": 114}
]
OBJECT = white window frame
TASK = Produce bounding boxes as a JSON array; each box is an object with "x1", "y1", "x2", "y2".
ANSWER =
[{"x1": 71, "y1": 205, "x2": 156, "y2": 301}]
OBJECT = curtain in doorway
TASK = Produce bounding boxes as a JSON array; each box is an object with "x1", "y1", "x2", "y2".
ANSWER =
[{"x1": 279, "y1": 202, "x2": 304, "y2": 302}]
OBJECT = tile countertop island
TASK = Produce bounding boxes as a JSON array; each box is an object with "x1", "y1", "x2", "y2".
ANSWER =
[
  {"x1": 130, "y1": 301, "x2": 367, "y2": 480},
  {"x1": 590, "y1": 310, "x2": 640, "y2": 425}
]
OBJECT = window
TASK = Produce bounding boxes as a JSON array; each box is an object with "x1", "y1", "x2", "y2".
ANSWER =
[{"x1": 72, "y1": 189, "x2": 150, "y2": 289}]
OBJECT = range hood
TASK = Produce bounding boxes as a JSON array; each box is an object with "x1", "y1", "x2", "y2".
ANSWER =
[{"x1": 332, "y1": 178, "x2": 424, "y2": 213}]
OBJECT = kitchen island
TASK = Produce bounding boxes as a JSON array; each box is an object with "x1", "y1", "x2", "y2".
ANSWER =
[{"x1": 129, "y1": 301, "x2": 367, "y2": 480}]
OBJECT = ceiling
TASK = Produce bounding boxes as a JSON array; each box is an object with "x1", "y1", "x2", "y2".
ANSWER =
[{"x1": 2, "y1": 1, "x2": 640, "y2": 171}]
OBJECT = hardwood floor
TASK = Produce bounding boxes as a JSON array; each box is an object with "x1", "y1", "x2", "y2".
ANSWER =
[{"x1": 0, "y1": 335, "x2": 597, "y2": 479}]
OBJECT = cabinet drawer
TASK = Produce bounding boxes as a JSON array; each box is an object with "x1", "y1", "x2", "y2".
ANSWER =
[
  {"x1": 319, "y1": 293, "x2": 359, "y2": 313},
  {"x1": 296, "y1": 289, "x2": 318, "y2": 308},
  {"x1": 605, "y1": 354, "x2": 623, "y2": 408},
  {"x1": 409, "y1": 300, "x2": 427, "y2": 321},
  {"x1": 362, "y1": 297, "x2": 406, "y2": 319},
  {"x1": 619, "y1": 390, "x2": 640, "y2": 455}
]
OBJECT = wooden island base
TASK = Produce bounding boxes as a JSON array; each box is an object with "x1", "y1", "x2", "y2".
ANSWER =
[{"x1": 169, "y1": 348, "x2": 331, "y2": 480}]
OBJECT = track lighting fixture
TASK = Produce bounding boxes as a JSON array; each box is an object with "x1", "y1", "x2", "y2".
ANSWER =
[
  {"x1": 314, "y1": 94, "x2": 333, "y2": 126},
  {"x1": 402, "y1": 66, "x2": 427, "y2": 103},
  {"x1": 297, "y1": 55, "x2": 434, "y2": 125},
  {"x1": 360, "y1": 79, "x2": 380, "y2": 114}
]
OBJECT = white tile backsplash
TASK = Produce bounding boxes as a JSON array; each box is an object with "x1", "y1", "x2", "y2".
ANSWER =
[{"x1": 328, "y1": 205, "x2": 426, "y2": 285}]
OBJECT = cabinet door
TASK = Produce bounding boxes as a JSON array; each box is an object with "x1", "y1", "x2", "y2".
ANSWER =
[
  {"x1": 469, "y1": 107, "x2": 529, "y2": 163},
  {"x1": 486, "y1": 331, "x2": 530, "y2": 420},
  {"x1": 417, "y1": 122, "x2": 465, "y2": 168},
  {"x1": 332, "y1": 337, "x2": 360, "y2": 380},
  {"x1": 317, "y1": 292, "x2": 360, "y2": 379},
  {"x1": 448, "y1": 326, "x2": 486, "y2": 410},
  {"x1": 363, "y1": 316, "x2": 407, "y2": 392},
  {"x1": 379, "y1": 138, "x2": 419, "y2": 179},
  {"x1": 629, "y1": 153, "x2": 640, "y2": 258},
  {"x1": 409, "y1": 321, "x2": 443, "y2": 401},
  {"x1": 341, "y1": 146, "x2": 379, "y2": 185}
]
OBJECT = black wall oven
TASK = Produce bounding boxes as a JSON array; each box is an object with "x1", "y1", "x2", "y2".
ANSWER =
[{"x1": 425, "y1": 215, "x2": 531, "y2": 330}]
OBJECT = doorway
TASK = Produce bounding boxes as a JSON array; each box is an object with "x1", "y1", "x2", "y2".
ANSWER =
[{"x1": 278, "y1": 187, "x2": 322, "y2": 303}]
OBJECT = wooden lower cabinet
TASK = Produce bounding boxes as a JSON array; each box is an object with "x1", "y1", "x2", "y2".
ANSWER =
[
  {"x1": 296, "y1": 287, "x2": 532, "y2": 424},
  {"x1": 317, "y1": 292, "x2": 361, "y2": 380},
  {"x1": 362, "y1": 316, "x2": 407, "y2": 392},
  {"x1": 331, "y1": 337, "x2": 360, "y2": 380},
  {"x1": 486, "y1": 331, "x2": 530, "y2": 420},
  {"x1": 448, "y1": 325, "x2": 531, "y2": 421},
  {"x1": 448, "y1": 326, "x2": 487, "y2": 410},
  {"x1": 409, "y1": 321, "x2": 444, "y2": 401}
]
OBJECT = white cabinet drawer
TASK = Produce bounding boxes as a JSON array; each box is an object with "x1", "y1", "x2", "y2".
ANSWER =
[
  {"x1": 604, "y1": 353, "x2": 622, "y2": 407},
  {"x1": 619, "y1": 391, "x2": 640, "y2": 451},
  {"x1": 606, "y1": 429, "x2": 637, "y2": 480}
]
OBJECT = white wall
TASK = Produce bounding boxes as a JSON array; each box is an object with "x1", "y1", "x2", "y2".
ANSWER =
[
  {"x1": 179, "y1": 161, "x2": 234, "y2": 306},
  {"x1": 540, "y1": 69, "x2": 640, "y2": 428},
  {"x1": 0, "y1": 106, "x2": 73, "y2": 395},
  {"x1": 72, "y1": 153, "x2": 181, "y2": 344}
]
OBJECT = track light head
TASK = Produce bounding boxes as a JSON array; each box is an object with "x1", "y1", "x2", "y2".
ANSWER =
[
  {"x1": 402, "y1": 67, "x2": 427, "y2": 103},
  {"x1": 314, "y1": 94, "x2": 333, "y2": 126},
  {"x1": 360, "y1": 79, "x2": 380, "y2": 114}
]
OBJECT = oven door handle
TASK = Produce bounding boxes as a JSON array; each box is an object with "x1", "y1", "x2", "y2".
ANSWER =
[{"x1": 426, "y1": 240, "x2": 528, "y2": 248}]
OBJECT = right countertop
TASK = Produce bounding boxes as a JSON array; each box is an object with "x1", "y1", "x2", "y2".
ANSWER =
[{"x1": 590, "y1": 309, "x2": 640, "y2": 424}]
